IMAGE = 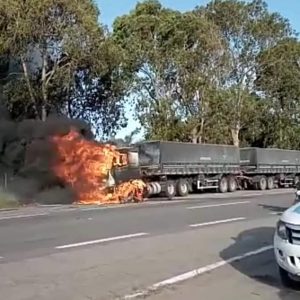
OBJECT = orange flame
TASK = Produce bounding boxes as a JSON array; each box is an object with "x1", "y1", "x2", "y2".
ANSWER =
[{"x1": 50, "y1": 129, "x2": 145, "y2": 204}]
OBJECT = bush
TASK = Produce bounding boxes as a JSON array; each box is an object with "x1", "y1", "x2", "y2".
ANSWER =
[{"x1": 0, "y1": 189, "x2": 20, "y2": 209}]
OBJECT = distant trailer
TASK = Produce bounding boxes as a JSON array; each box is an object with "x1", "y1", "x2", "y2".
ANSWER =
[{"x1": 239, "y1": 147, "x2": 300, "y2": 190}]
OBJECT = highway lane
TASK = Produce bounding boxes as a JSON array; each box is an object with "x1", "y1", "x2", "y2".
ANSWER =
[
  {"x1": 0, "y1": 190, "x2": 299, "y2": 300},
  {"x1": 149, "y1": 250, "x2": 300, "y2": 300},
  {"x1": 0, "y1": 215, "x2": 297, "y2": 299},
  {"x1": 0, "y1": 190, "x2": 293, "y2": 261}
]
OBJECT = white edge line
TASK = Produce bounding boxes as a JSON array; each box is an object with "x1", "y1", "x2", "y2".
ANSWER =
[
  {"x1": 123, "y1": 245, "x2": 273, "y2": 299},
  {"x1": 56, "y1": 232, "x2": 149, "y2": 249},
  {"x1": 187, "y1": 201, "x2": 250, "y2": 210},
  {"x1": 81, "y1": 207, "x2": 109, "y2": 211},
  {"x1": 242, "y1": 193, "x2": 262, "y2": 197},
  {"x1": 189, "y1": 217, "x2": 246, "y2": 228},
  {"x1": 0, "y1": 213, "x2": 48, "y2": 221},
  {"x1": 146, "y1": 200, "x2": 188, "y2": 205}
]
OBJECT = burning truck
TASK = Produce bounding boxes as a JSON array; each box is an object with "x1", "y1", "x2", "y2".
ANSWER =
[
  {"x1": 2, "y1": 115, "x2": 300, "y2": 205},
  {"x1": 0, "y1": 116, "x2": 146, "y2": 205},
  {"x1": 49, "y1": 129, "x2": 146, "y2": 204}
]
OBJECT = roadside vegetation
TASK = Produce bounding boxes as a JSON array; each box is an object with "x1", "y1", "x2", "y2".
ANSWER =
[
  {"x1": 0, "y1": 0, "x2": 299, "y2": 147},
  {"x1": 0, "y1": 189, "x2": 20, "y2": 209}
]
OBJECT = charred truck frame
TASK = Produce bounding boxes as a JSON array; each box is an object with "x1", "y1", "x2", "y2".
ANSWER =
[{"x1": 116, "y1": 141, "x2": 300, "y2": 200}]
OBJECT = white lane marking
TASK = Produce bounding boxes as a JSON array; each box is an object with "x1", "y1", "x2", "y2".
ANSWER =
[
  {"x1": 56, "y1": 232, "x2": 149, "y2": 250},
  {"x1": 123, "y1": 245, "x2": 273, "y2": 299},
  {"x1": 146, "y1": 200, "x2": 189, "y2": 205},
  {"x1": 81, "y1": 207, "x2": 108, "y2": 211},
  {"x1": 189, "y1": 217, "x2": 246, "y2": 228},
  {"x1": 187, "y1": 201, "x2": 250, "y2": 210},
  {"x1": 269, "y1": 212, "x2": 283, "y2": 215},
  {"x1": 0, "y1": 213, "x2": 48, "y2": 221},
  {"x1": 242, "y1": 193, "x2": 263, "y2": 197}
]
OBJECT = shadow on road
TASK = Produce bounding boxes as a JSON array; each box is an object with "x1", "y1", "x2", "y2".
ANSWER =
[
  {"x1": 220, "y1": 227, "x2": 300, "y2": 300},
  {"x1": 259, "y1": 204, "x2": 289, "y2": 214}
]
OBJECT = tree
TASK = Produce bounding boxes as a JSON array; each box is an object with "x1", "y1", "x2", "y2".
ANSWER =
[
  {"x1": 198, "y1": 0, "x2": 293, "y2": 146},
  {"x1": 112, "y1": 1, "x2": 186, "y2": 140},
  {"x1": 113, "y1": 1, "x2": 226, "y2": 142},
  {"x1": 255, "y1": 38, "x2": 300, "y2": 149},
  {"x1": 0, "y1": 0, "x2": 129, "y2": 138},
  {"x1": 170, "y1": 11, "x2": 227, "y2": 143}
]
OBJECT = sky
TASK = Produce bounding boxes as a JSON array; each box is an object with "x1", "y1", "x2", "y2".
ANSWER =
[{"x1": 96, "y1": 0, "x2": 300, "y2": 140}]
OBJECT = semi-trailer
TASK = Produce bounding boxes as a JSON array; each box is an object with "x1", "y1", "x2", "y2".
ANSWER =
[
  {"x1": 240, "y1": 147, "x2": 300, "y2": 190},
  {"x1": 137, "y1": 141, "x2": 240, "y2": 198},
  {"x1": 115, "y1": 141, "x2": 300, "y2": 200}
]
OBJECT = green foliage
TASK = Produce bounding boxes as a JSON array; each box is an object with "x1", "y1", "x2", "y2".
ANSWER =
[
  {"x1": 0, "y1": 0, "x2": 130, "y2": 138},
  {"x1": 0, "y1": 189, "x2": 20, "y2": 209},
  {"x1": 256, "y1": 38, "x2": 300, "y2": 148},
  {"x1": 1, "y1": 0, "x2": 299, "y2": 147},
  {"x1": 197, "y1": 0, "x2": 293, "y2": 146},
  {"x1": 113, "y1": 0, "x2": 297, "y2": 147}
]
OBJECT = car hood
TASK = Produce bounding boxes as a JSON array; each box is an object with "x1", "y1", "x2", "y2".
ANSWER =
[{"x1": 281, "y1": 202, "x2": 300, "y2": 226}]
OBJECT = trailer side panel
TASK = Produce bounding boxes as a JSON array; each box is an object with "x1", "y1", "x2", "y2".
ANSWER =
[
  {"x1": 139, "y1": 141, "x2": 240, "y2": 166},
  {"x1": 240, "y1": 147, "x2": 300, "y2": 166}
]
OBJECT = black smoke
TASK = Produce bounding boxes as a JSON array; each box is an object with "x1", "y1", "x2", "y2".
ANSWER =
[{"x1": 0, "y1": 109, "x2": 93, "y2": 205}]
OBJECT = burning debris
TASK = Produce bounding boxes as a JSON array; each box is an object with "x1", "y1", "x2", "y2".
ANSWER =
[{"x1": 0, "y1": 113, "x2": 145, "y2": 205}]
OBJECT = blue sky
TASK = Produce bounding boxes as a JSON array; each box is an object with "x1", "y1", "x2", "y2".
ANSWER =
[{"x1": 96, "y1": 0, "x2": 300, "y2": 139}]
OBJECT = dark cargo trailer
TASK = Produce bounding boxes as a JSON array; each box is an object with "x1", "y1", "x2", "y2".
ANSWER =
[
  {"x1": 139, "y1": 141, "x2": 240, "y2": 166},
  {"x1": 113, "y1": 143, "x2": 300, "y2": 201},
  {"x1": 240, "y1": 148, "x2": 300, "y2": 167},
  {"x1": 240, "y1": 147, "x2": 300, "y2": 190},
  {"x1": 136, "y1": 141, "x2": 241, "y2": 198}
]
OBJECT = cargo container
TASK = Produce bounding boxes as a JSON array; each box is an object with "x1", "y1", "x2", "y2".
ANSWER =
[
  {"x1": 135, "y1": 141, "x2": 241, "y2": 198},
  {"x1": 240, "y1": 148, "x2": 300, "y2": 167},
  {"x1": 114, "y1": 143, "x2": 300, "y2": 200}
]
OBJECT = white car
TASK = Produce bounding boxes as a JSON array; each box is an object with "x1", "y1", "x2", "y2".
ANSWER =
[{"x1": 274, "y1": 202, "x2": 300, "y2": 286}]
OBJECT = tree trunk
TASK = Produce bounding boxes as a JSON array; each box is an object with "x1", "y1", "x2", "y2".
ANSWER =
[
  {"x1": 41, "y1": 49, "x2": 47, "y2": 122},
  {"x1": 191, "y1": 125, "x2": 199, "y2": 144},
  {"x1": 21, "y1": 55, "x2": 39, "y2": 119},
  {"x1": 198, "y1": 117, "x2": 205, "y2": 144},
  {"x1": 231, "y1": 125, "x2": 240, "y2": 147},
  {"x1": 41, "y1": 105, "x2": 47, "y2": 122},
  {"x1": 191, "y1": 123, "x2": 204, "y2": 144}
]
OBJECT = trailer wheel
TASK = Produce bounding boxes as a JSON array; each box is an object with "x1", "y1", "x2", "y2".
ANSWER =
[
  {"x1": 227, "y1": 176, "x2": 237, "y2": 192},
  {"x1": 218, "y1": 177, "x2": 228, "y2": 193},
  {"x1": 176, "y1": 179, "x2": 189, "y2": 197},
  {"x1": 267, "y1": 177, "x2": 274, "y2": 190},
  {"x1": 165, "y1": 181, "x2": 176, "y2": 200},
  {"x1": 258, "y1": 176, "x2": 267, "y2": 190}
]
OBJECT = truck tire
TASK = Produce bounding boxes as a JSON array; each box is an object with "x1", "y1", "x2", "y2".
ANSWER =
[
  {"x1": 218, "y1": 177, "x2": 228, "y2": 193},
  {"x1": 165, "y1": 181, "x2": 176, "y2": 200},
  {"x1": 279, "y1": 266, "x2": 299, "y2": 288},
  {"x1": 267, "y1": 177, "x2": 274, "y2": 190},
  {"x1": 176, "y1": 179, "x2": 189, "y2": 197},
  {"x1": 227, "y1": 176, "x2": 237, "y2": 192},
  {"x1": 257, "y1": 176, "x2": 267, "y2": 190}
]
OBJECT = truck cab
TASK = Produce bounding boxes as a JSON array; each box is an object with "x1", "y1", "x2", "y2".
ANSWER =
[{"x1": 274, "y1": 202, "x2": 300, "y2": 286}]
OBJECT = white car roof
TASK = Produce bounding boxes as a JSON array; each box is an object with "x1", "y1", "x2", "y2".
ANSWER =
[{"x1": 281, "y1": 202, "x2": 300, "y2": 225}]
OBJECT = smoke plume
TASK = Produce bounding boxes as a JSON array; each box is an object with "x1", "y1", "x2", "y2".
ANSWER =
[{"x1": 0, "y1": 109, "x2": 93, "y2": 205}]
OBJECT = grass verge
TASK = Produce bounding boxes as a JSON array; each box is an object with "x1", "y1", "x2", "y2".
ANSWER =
[{"x1": 0, "y1": 189, "x2": 20, "y2": 209}]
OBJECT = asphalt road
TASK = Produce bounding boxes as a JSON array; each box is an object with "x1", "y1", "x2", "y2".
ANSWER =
[{"x1": 0, "y1": 189, "x2": 299, "y2": 300}]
